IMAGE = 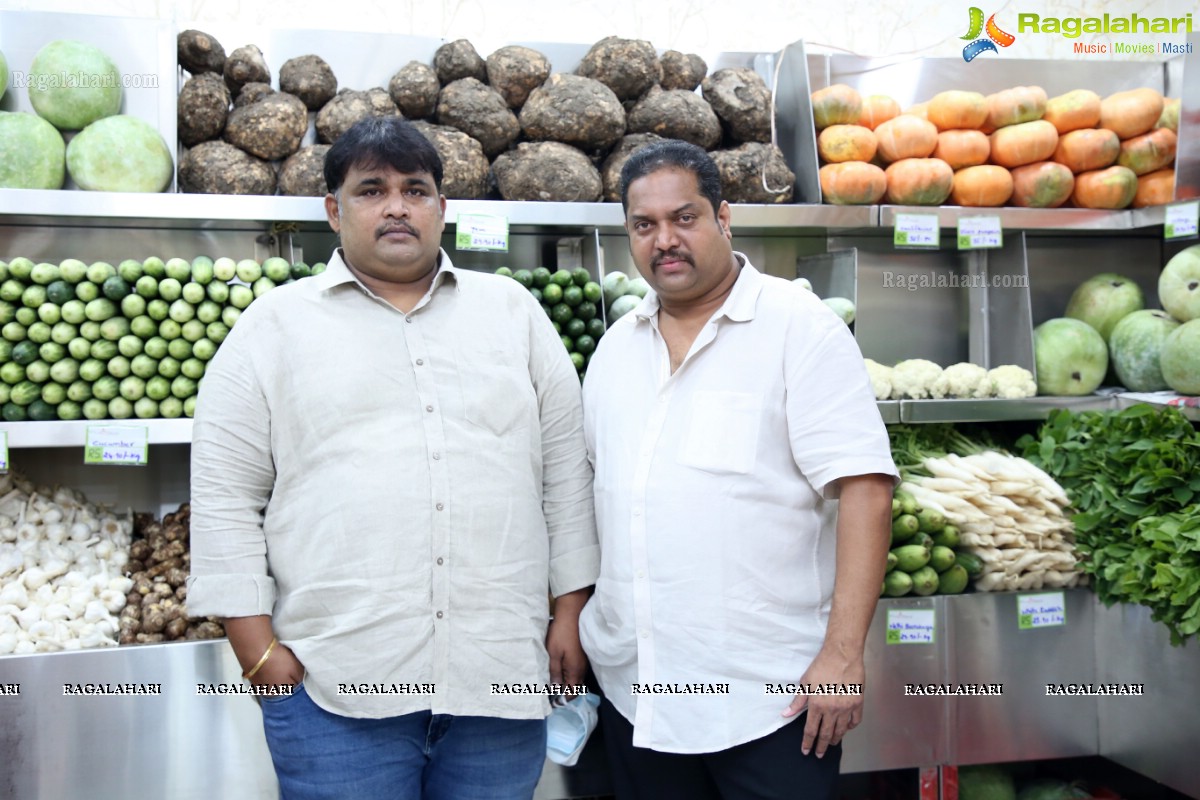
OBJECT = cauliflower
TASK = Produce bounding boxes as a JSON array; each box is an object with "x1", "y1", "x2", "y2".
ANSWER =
[
  {"x1": 889, "y1": 359, "x2": 943, "y2": 400},
  {"x1": 863, "y1": 358, "x2": 893, "y2": 401},
  {"x1": 987, "y1": 364, "x2": 1037, "y2": 399},
  {"x1": 930, "y1": 362, "x2": 991, "y2": 399}
]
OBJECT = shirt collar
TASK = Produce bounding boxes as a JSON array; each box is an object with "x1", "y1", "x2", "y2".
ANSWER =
[
  {"x1": 632, "y1": 251, "x2": 761, "y2": 324},
  {"x1": 312, "y1": 248, "x2": 460, "y2": 295}
]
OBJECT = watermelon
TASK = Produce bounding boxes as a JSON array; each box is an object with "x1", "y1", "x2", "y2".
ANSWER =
[
  {"x1": 1109, "y1": 309, "x2": 1180, "y2": 391},
  {"x1": 1160, "y1": 319, "x2": 1200, "y2": 395},
  {"x1": 28, "y1": 40, "x2": 121, "y2": 131},
  {"x1": 0, "y1": 112, "x2": 67, "y2": 189},
  {"x1": 67, "y1": 115, "x2": 173, "y2": 193}
]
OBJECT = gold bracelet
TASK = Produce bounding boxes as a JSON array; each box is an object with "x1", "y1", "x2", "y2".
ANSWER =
[{"x1": 243, "y1": 637, "x2": 278, "y2": 679}]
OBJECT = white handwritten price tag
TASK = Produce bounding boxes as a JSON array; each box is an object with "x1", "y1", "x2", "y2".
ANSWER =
[
  {"x1": 84, "y1": 426, "x2": 149, "y2": 466},
  {"x1": 0, "y1": 430, "x2": 8, "y2": 472},
  {"x1": 886, "y1": 608, "x2": 936, "y2": 644},
  {"x1": 1164, "y1": 201, "x2": 1199, "y2": 240},
  {"x1": 957, "y1": 216, "x2": 1003, "y2": 249},
  {"x1": 455, "y1": 213, "x2": 509, "y2": 252},
  {"x1": 1018, "y1": 592, "x2": 1065, "y2": 629},
  {"x1": 894, "y1": 214, "x2": 939, "y2": 248}
]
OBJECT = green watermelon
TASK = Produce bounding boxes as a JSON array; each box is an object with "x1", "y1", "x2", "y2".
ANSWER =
[
  {"x1": 1109, "y1": 309, "x2": 1180, "y2": 391},
  {"x1": 0, "y1": 112, "x2": 67, "y2": 189},
  {"x1": 28, "y1": 40, "x2": 121, "y2": 131},
  {"x1": 1161, "y1": 319, "x2": 1200, "y2": 395},
  {"x1": 67, "y1": 116, "x2": 173, "y2": 193}
]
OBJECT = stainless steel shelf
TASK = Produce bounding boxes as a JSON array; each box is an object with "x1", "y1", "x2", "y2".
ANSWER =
[
  {"x1": 900, "y1": 395, "x2": 1116, "y2": 423},
  {"x1": 879, "y1": 205, "x2": 1133, "y2": 232},
  {"x1": 876, "y1": 401, "x2": 901, "y2": 423},
  {"x1": 0, "y1": 419, "x2": 193, "y2": 449}
]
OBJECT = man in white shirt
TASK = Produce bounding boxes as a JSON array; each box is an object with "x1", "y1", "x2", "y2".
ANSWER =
[
  {"x1": 188, "y1": 116, "x2": 598, "y2": 800},
  {"x1": 579, "y1": 139, "x2": 897, "y2": 799}
]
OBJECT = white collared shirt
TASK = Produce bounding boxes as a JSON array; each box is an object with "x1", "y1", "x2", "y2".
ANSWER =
[
  {"x1": 188, "y1": 249, "x2": 598, "y2": 720},
  {"x1": 579, "y1": 254, "x2": 897, "y2": 753}
]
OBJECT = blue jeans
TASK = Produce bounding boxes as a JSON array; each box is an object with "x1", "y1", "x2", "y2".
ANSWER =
[{"x1": 259, "y1": 684, "x2": 547, "y2": 800}]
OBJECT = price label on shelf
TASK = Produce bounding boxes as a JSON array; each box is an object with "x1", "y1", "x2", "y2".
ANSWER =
[
  {"x1": 1017, "y1": 592, "x2": 1066, "y2": 630},
  {"x1": 0, "y1": 430, "x2": 8, "y2": 473},
  {"x1": 84, "y1": 426, "x2": 149, "y2": 466},
  {"x1": 455, "y1": 213, "x2": 509, "y2": 252},
  {"x1": 886, "y1": 608, "x2": 936, "y2": 644},
  {"x1": 957, "y1": 215, "x2": 1003, "y2": 249},
  {"x1": 1164, "y1": 201, "x2": 1199, "y2": 240},
  {"x1": 894, "y1": 214, "x2": 940, "y2": 248}
]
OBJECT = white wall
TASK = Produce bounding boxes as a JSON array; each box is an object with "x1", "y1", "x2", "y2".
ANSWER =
[{"x1": 0, "y1": 0, "x2": 1195, "y2": 61}]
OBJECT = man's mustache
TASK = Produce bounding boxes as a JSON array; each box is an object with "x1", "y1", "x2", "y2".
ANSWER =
[
  {"x1": 651, "y1": 251, "x2": 692, "y2": 268},
  {"x1": 377, "y1": 222, "x2": 418, "y2": 239}
]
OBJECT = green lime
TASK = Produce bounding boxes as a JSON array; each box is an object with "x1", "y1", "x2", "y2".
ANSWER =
[
  {"x1": 551, "y1": 269, "x2": 574, "y2": 288},
  {"x1": 570, "y1": 352, "x2": 586, "y2": 371},
  {"x1": 575, "y1": 301, "x2": 598, "y2": 322},
  {"x1": 563, "y1": 286, "x2": 584, "y2": 307},
  {"x1": 571, "y1": 267, "x2": 592, "y2": 287},
  {"x1": 495, "y1": 267, "x2": 513, "y2": 277},
  {"x1": 565, "y1": 318, "x2": 586, "y2": 338},
  {"x1": 560, "y1": 335, "x2": 574, "y2": 352},
  {"x1": 586, "y1": 318, "x2": 606, "y2": 339},
  {"x1": 574, "y1": 334, "x2": 596, "y2": 355},
  {"x1": 541, "y1": 283, "x2": 563, "y2": 305},
  {"x1": 583, "y1": 281, "x2": 603, "y2": 303},
  {"x1": 529, "y1": 287, "x2": 543, "y2": 303},
  {"x1": 531, "y1": 267, "x2": 552, "y2": 288},
  {"x1": 541, "y1": 304, "x2": 553, "y2": 318},
  {"x1": 551, "y1": 321, "x2": 561, "y2": 333},
  {"x1": 551, "y1": 303, "x2": 574, "y2": 326},
  {"x1": 513, "y1": 269, "x2": 534, "y2": 288}
]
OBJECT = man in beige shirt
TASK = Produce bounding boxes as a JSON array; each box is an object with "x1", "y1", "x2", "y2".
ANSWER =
[{"x1": 188, "y1": 116, "x2": 598, "y2": 800}]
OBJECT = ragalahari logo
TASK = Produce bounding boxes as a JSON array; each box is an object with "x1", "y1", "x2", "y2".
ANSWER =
[{"x1": 962, "y1": 7, "x2": 1016, "y2": 61}]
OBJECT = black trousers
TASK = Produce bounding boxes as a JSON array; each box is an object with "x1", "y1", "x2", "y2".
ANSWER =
[{"x1": 599, "y1": 697, "x2": 842, "y2": 800}]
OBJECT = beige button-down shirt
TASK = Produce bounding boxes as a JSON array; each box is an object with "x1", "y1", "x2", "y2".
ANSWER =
[
  {"x1": 580, "y1": 256, "x2": 897, "y2": 752},
  {"x1": 188, "y1": 249, "x2": 599, "y2": 720}
]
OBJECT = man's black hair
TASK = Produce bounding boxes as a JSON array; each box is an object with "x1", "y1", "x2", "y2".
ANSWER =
[
  {"x1": 324, "y1": 116, "x2": 444, "y2": 195},
  {"x1": 618, "y1": 139, "x2": 723, "y2": 217}
]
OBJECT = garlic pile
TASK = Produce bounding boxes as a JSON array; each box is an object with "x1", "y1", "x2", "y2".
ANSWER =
[{"x1": 0, "y1": 471, "x2": 135, "y2": 655}]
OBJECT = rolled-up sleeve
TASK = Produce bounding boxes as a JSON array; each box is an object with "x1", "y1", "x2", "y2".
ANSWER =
[
  {"x1": 186, "y1": 321, "x2": 278, "y2": 617},
  {"x1": 525, "y1": 293, "x2": 599, "y2": 596}
]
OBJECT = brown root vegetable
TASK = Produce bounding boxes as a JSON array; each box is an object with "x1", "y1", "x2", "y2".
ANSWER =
[
  {"x1": 485, "y1": 46, "x2": 551, "y2": 110},
  {"x1": 145, "y1": 556, "x2": 185, "y2": 578},
  {"x1": 224, "y1": 92, "x2": 307, "y2": 161},
  {"x1": 175, "y1": 585, "x2": 188, "y2": 601},
  {"x1": 702, "y1": 67, "x2": 772, "y2": 144},
  {"x1": 627, "y1": 87, "x2": 722, "y2": 150},
  {"x1": 601, "y1": 133, "x2": 665, "y2": 201},
  {"x1": 434, "y1": 39, "x2": 487, "y2": 85},
  {"x1": 164, "y1": 568, "x2": 190, "y2": 589},
  {"x1": 180, "y1": 141, "x2": 276, "y2": 195},
  {"x1": 712, "y1": 142, "x2": 795, "y2": 203},
  {"x1": 192, "y1": 621, "x2": 225, "y2": 639},
  {"x1": 165, "y1": 617, "x2": 188, "y2": 640},
  {"x1": 316, "y1": 88, "x2": 399, "y2": 144},
  {"x1": 224, "y1": 44, "x2": 271, "y2": 96},
  {"x1": 135, "y1": 633, "x2": 166, "y2": 644},
  {"x1": 388, "y1": 61, "x2": 441, "y2": 119},
  {"x1": 142, "y1": 610, "x2": 167, "y2": 634},
  {"x1": 233, "y1": 82, "x2": 275, "y2": 110},
  {"x1": 178, "y1": 29, "x2": 226, "y2": 76},
  {"x1": 150, "y1": 540, "x2": 187, "y2": 564},
  {"x1": 133, "y1": 576, "x2": 154, "y2": 595},
  {"x1": 577, "y1": 36, "x2": 660, "y2": 102},
  {"x1": 436, "y1": 78, "x2": 520, "y2": 158},
  {"x1": 660, "y1": 50, "x2": 708, "y2": 91},
  {"x1": 119, "y1": 628, "x2": 138, "y2": 645},
  {"x1": 411, "y1": 122, "x2": 490, "y2": 199},
  {"x1": 130, "y1": 540, "x2": 152, "y2": 563},
  {"x1": 125, "y1": 590, "x2": 142, "y2": 607},
  {"x1": 279, "y1": 54, "x2": 337, "y2": 111},
  {"x1": 279, "y1": 145, "x2": 331, "y2": 197},
  {"x1": 493, "y1": 142, "x2": 602, "y2": 202},
  {"x1": 519, "y1": 74, "x2": 626, "y2": 153}
]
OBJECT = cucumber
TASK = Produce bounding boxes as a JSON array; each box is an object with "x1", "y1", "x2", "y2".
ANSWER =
[
  {"x1": 181, "y1": 320, "x2": 205, "y2": 343},
  {"x1": 81, "y1": 398, "x2": 108, "y2": 420},
  {"x1": 931, "y1": 524, "x2": 961, "y2": 549},
  {"x1": 212, "y1": 257, "x2": 236, "y2": 282},
  {"x1": 117, "y1": 334, "x2": 144, "y2": 358},
  {"x1": 85, "y1": 262, "x2": 116, "y2": 284},
  {"x1": 917, "y1": 508, "x2": 946, "y2": 534},
  {"x1": 39, "y1": 382, "x2": 65, "y2": 405},
  {"x1": 46, "y1": 280, "x2": 74, "y2": 305},
  {"x1": 181, "y1": 282, "x2": 205, "y2": 305},
  {"x1": 2, "y1": 402, "x2": 28, "y2": 421},
  {"x1": 60, "y1": 299, "x2": 86, "y2": 324},
  {"x1": 107, "y1": 355, "x2": 131, "y2": 379},
  {"x1": 930, "y1": 545, "x2": 957, "y2": 573},
  {"x1": 191, "y1": 257, "x2": 214, "y2": 285},
  {"x1": 159, "y1": 396, "x2": 183, "y2": 418},
  {"x1": 91, "y1": 376, "x2": 119, "y2": 401},
  {"x1": 158, "y1": 278, "x2": 182, "y2": 302},
  {"x1": 78, "y1": 358, "x2": 106, "y2": 383},
  {"x1": 84, "y1": 297, "x2": 117, "y2": 322},
  {"x1": 7, "y1": 258, "x2": 34, "y2": 281},
  {"x1": 118, "y1": 259, "x2": 144, "y2": 283},
  {"x1": 67, "y1": 380, "x2": 92, "y2": 402},
  {"x1": 167, "y1": 338, "x2": 192, "y2": 360},
  {"x1": 59, "y1": 259, "x2": 88, "y2": 283},
  {"x1": 118, "y1": 376, "x2": 146, "y2": 402},
  {"x1": 142, "y1": 256, "x2": 166, "y2": 279},
  {"x1": 29, "y1": 262, "x2": 60, "y2": 285},
  {"x1": 89, "y1": 339, "x2": 118, "y2": 361},
  {"x1": 74, "y1": 281, "x2": 100, "y2": 303},
  {"x1": 50, "y1": 322, "x2": 77, "y2": 345},
  {"x1": 0, "y1": 280, "x2": 25, "y2": 303},
  {"x1": 99, "y1": 317, "x2": 131, "y2": 341},
  {"x1": 11, "y1": 340, "x2": 39, "y2": 366},
  {"x1": 164, "y1": 258, "x2": 192, "y2": 282},
  {"x1": 26, "y1": 322, "x2": 51, "y2": 344},
  {"x1": 263, "y1": 257, "x2": 290, "y2": 282},
  {"x1": 120, "y1": 294, "x2": 147, "y2": 319},
  {"x1": 11, "y1": 380, "x2": 42, "y2": 406},
  {"x1": 145, "y1": 375, "x2": 171, "y2": 401},
  {"x1": 107, "y1": 396, "x2": 134, "y2": 420},
  {"x1": 236, "y1": 259, "x2": 262, "y2": 283},
  {"x1": 56, "y1": 400, "x2": 83, "y2": 421},
  {"x1": 0, "y1": 362, "x2": 26, "y2": 385},
  {"x1": 130, "y1": 354, "x2": 159, "y2": 379},
  {"x1": 101, "y1": 276, "x2": 131, "y2": 301},
  {"x1": 135, "y1": 276, "x2": 159, "y2": 299},
  {"x1": 171, "y1": 375, "x2": 198, "y2": 399},
  {"x1": 38, "y1": 341, "x2": 66, "y2": 363},
  {"x1": 883, "y1": 570, "x2": 913, "y2": 597},
  {"x1": 22, "y1": 284, "x2": 47, "y2": 309},
  {"x1": 954, "y1": 552, "x2": 984, "y2": 578},
  {"x1": 910, "y1": 566, "x2": 940, "y2": 597},
  {"x1": 14, "y1": 307, "x2": 35, "y2": 327},
  {"x1": 938, "y1": 564, "x2": 969, "y2": 595},
  {"x1": 133, "y1": 397, "x2": 159, "y2": 419}
]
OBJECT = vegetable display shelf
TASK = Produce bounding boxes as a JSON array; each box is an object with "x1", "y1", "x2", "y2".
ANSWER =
[{"x1": 0, "y1": 418, "x2": 193, "y2": 448}]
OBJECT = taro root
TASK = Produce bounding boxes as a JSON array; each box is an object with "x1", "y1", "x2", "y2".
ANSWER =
[
  {"x1": 601, "y1": 133, "x2": 664, "y2": 202},
  {"x1": 411, "y1": 121, "x2": 489, "y2": 199},
  {"x1": 192, "y1": 621, "x2": 225, "y2": 639},
  {"x1": 178, "y1": 73, "x2": 230, "y2": 147},
  {"x1": 279, "y1": 145, "x2": 331, "y2": 197},
  {"x1": 388, "y1": 61, "x2": 440, "y2": 119},
  {"x1": 712, "y1": 142, "x2": 795, "y2": 203},
  {"x1": 577, "y1": 36, "x2": 660, "y2": 102},
  {"x1": 130, "y1": 539, "x2": 152, "y2": 563},
  {"x1": 519, "y1": 74, "x2": 625, "y2": 154},
  {"x1": 178, "y1": 29, "x2": 226, "y2": 76},
  {"x1": 234, "y1": 82, "x2": 275, "y2": 110},
  {"x1": 702, "y1": 68, "x2": 773, "y2": 144},
  {"x1": 627, "y1": 86, "x2": 722, "y2": 150},
  {"x1": 660, "y1": 50, "x2": 707, "y2": 91},
  {"x1": 485, "y1": 46, "x2": 551, "y2": 110},
  {"x1": 279, "y1": 54, "x2": 337, "y2": 111},
  {"x1": 224, "y1": 92, "x2": 307, "y2": 161},
  {"x1": 436, "y1": 78, "x2": 519, "y2": 158},
  {"x1": 179, "y1": 141, "x2": 276, "y2": 195},
  {"x1": 223, "y1": 44, "x2": 271, "y2": 96},
  {"x1": 165, "y1": 617, "x2": 188, "y2": 640},
  {"x1": 316, "y1": 88, "x2": 398, "y2": 144},
  {"x1": 493, "y1": 142, "x2": 602, "y2": 202},
  {"x1": 434, "y1": 39, "x2": 487, "y2": 85}
]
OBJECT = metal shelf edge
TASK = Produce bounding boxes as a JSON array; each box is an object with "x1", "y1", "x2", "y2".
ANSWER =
[{"x1": 1, "y1": 419, "x2": 194, "y2": 449}]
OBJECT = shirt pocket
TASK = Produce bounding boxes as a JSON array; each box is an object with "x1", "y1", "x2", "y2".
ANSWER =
[
  {"x1": 457, "y1": 348, "x2": 532, "y2": 436},
  {"x1": 676, "y1": 390, "x2": 762, "y2": 474}
]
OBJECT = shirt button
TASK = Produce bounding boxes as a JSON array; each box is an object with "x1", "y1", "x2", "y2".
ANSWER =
[
  {"x1": 436, "y1": 557, "x2": 444, "y2": 565},
  {"x1": 426, "y1": 405, "x2": 434, "y2": 412},
  {"x1": 432, "y1": 452, "x2": 441, "y2": 460},
  {"x1": 633, "y1": 508, "x2": 642, "y2": 517},
  {"x1": 416, "y1": 359, "x2": 424, "y2": 366},
  {"x1": 640, "y1": 630, "x2": 649, "y2": 639},
  {"x1": 637, "y1": 570, "x2": 646, "y2": 579},
  {"x1": 436, "y1": 611, "x2": 444, "y2": 619},
  {"x1": 436, "y1": 503, "x2": 444, "y2": 511},
  {"x1": 406, "y1": 317, "x2": 413, "y2": 324}
]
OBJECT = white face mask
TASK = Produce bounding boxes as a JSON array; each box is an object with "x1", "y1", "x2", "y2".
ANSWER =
[{"x1": 545, "y1": 693, "x2": 601, "y2": 766}]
